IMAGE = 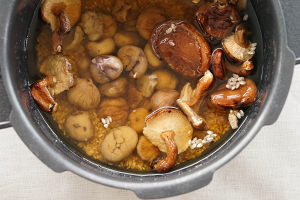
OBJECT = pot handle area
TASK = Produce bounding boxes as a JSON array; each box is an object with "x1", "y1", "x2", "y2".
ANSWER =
[
  {"x1": 132, "y1": 172, "x2": 213, "y2": 199},
  {"x1": 0, "y1": 75, "x2": 12, "y2": 129},
  {"x1": 280, "y1": 0, "x2": 300, "y2": 64}
]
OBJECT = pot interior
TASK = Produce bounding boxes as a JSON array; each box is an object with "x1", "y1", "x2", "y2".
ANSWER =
[{"x1": 7, "y1": 0, "x2": 280, "y2": 175}]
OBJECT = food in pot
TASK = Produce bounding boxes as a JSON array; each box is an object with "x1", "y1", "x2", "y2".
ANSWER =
[{"x1": 32, "y1": 0, "x2": 258, "y2": 173}]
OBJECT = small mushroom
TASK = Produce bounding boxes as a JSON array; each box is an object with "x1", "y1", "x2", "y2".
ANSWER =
[
  {"x1": 136, "y1": 74, "x2": 158, "y2": 97},
  {"x1": 118, "y1": 45, "x2": 148, "y2": 79},
  {"x1": 143, "y1": 107, "x2": 193, "y2": 154},
  {"x1": 150, "y1": 20, "x2": 211, "y2": 78},
  {"x1": 65, "y1": 111, "x2": 94, "y2": 142},
  {"x1": 90, "y1": 55, "x2": 124, "y2": 84},
  {"x1": 225, "y1": 60, "x2": 254, "y2": 76},
  {"x1": 41, "y1": 0, "x2": 81, "y2": 52},
  {"x1": 153, "y1": 131, "x2": 177, "y2": 172},
  {"x1": 80, "y1": 11, "x2": 104, "y2": 41},
  {"x1": 210, "y1": 78, "x2": 257, "y2": 108},
  {"x1": 176, "y1": 99, "x2": 207, "y2": 130},
  {"x1": 222, "y1": 25, "x2": 257, "y2": 62},
  {"x1": 101, "y1": 126, "x2": 138, "y2": 162},
  {"x1": 143, "y1": 107, "x2": 193, "y2": 172},
  {"x1": 30, "y1": 78, "x2": 58, "y2": 112},
  {"x1": 136, "y1": 8, "x2": 166, "y2": 40},
  {"x1": 86, "y1": 38, "x2": 115, "y2": 57},
  {"x1": 99, "y1": 77, "x2": 128, "y2": 97},
  {"x1": 179, "y1": 70, "x2": 214, "y2": 107},
  {"x1": 39, "y1": 55, "x2": 74, "y2": 96},
  {"x1": 67, "y1": 78, "x2": 101, "y2": 110},
  {"x1": 151, "y1": 89, "x2": 179, "y2": 110},
  {"x1": 211, "y1": 49, "x2": 227, "y2": 80},
  {"x1": 195, "y1": 2, "x2": 241, "y2": 40},
  {"x1": 62, "y1": 26, "x2": 84, "y2": 53}
]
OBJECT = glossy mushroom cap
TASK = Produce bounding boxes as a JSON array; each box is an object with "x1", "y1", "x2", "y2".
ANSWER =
[{"x1": 150, "y1": 20, "x2": 211, "y2": 78}]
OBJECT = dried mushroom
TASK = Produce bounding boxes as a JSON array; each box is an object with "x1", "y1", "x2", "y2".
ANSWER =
[
  {"x1": 39, "y1": 55, "x2": 74, "y2": 96},
  {"x1": 118, "y1": 45, "x2": 148, "y2": 79},
  {"x1": 137, "y1": 136, "x2": 160, "y2": 162},
  {"x1": 65, "y1": 111, "x2": 94, "y2": 142},
  {"x1": 211, "y1": 49, "x2": 227, "y2": 80},
  {"x1": 225, "y1": 60, "x2": 254, "y2": 76},
  {"x1": 128, "y1": 108, "x2": 149, "y2": 133},
  {"x1": 67, "y1": 78, "x2": 100, "y2": 110},
  {"x1": 143, "y1": 107, "x2": 193, "y2": 154},
  {"x1": 99, "y1": 77, "x2": 128, "y2": 97},
  {"x1": 90, "y1": 55, "x2": 123, "y2": 84},
  {"x1": 63, "y1": 26, "x2": 84, "y2": 53},
  {"x1": 114, "y1": 31, "x2": 143, "y2": 47},
  {"x1": 41, "y1": 0, "x2": 81, "y2": 52},
  {"x1": 210, "y1": 78, "x2": 257, "y2": 108},
  {"x1": 151, "y1": 89, "x2": 179, "y2": 110},
  {"x1": 86, "y1": 38, "x2": 115, "y2": 57},
  {"x1": 179, "y1": 70, "x2": 214, "y2": 106},
  {"x1": 98, "y1": 98, "x2": 129, "y2": 128},
  {"x1": 101, "y1": 126, "x2": 138, "y2": 162},
  {"x1": 136, "y1": 8, "x2": 166, "y2": 40},
  {"x1": 151, "y1": 20, "x2": 211, "y2": 78},
  {"x1": 196, "y1": 2, "x2": 241, "y2": 40},
  {"x1": 222, "y1": 25, "x2": 257, "y2": 62},
  {"x1": 30, "y1": 78, "x2": 58, "y2": 112}
]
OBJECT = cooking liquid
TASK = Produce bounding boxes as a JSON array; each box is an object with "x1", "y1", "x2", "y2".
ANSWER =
[{"x1": 32, "y1": 0, "x2": 260, "y2": 171}]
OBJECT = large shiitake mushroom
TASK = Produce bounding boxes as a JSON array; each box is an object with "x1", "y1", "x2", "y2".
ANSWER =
[
  {"x1": 196, "y1": 2, "x2": 241, "y2": 40},
  {"x1": 67, "y1": 78, "x2": 101, "y2": 110},
  {"x1": 90, "y1": 55, "x2": 124, "y2": 84},
  {"x1": 150, "y1": 20, "x2": 211, "y2": 78},
  {"x1": 65, "y1": 111, "x2": 94, "y2": 142}
]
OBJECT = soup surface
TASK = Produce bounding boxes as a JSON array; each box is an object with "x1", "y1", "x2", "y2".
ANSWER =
[{"x1": 32, "y1": 0, "x2": 257, "y2": 172}]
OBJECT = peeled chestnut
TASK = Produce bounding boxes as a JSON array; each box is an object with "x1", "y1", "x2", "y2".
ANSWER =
[
  {"x1": 196, "y1": 2, "x2": 241, "y2": 40},
  {"x1": 150, "y1": 20, "x2": 211, "y2": 78}
]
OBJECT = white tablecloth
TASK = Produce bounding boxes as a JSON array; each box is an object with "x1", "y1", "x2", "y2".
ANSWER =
[{"x1": 0, "y1": 66, "x2": 299, "y2": 200}]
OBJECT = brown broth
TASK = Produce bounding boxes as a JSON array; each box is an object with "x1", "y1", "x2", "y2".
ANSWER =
[{"x1": 35, "y1": 0, "x2": 233, "y2": 171}]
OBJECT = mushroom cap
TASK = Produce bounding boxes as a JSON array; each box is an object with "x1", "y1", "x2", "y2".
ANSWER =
[
  {"x1": 39, "y1": 55, "x2": 74, "y2": 96},
  {"x1": 41, "y1": 0, "x2": 81, "y2": 32},
  {"x1": 196, "y1": 2, "x2": 241, "y2": 39},
  {"x1": 143, "y1": 107, "x2": 193, "y2": 154},
  {"x1": 222, "y1": 34, "x2": 255, "y2": 62},
  {"x1": 150, "y1": 20, "x2": 211, "y2": 78}
]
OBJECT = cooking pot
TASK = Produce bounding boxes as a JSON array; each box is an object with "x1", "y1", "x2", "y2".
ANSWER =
[{"x1": 0, "y1": 0, "x2": 299, "y2": 199}]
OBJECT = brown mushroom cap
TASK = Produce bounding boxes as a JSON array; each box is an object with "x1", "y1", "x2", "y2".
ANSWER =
[
  {"x1": 150, "y1": 20, "x2": 211, "y2": 78},
  {"x1": 41, "y1": 0, "x2": 81, "y2": 32},
  {"x1": 222, "y1": 34, "x2": 255, "y2": 62},
  {"x1": 210, "y1": 78, "x2": 257, "y2": 108},
  {"x1": 196, "y1": 2, "x2": 241, "y2": 39},
  {"x1": 143, "y1": 107, "x2": 193, "y2": 154}
]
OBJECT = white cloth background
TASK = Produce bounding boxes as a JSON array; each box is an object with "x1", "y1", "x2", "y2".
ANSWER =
[{"x1": 0, "y1": 66, "x2": 299, "y2": 200}]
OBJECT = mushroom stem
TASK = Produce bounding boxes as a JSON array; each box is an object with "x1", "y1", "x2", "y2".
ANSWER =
[
  {"x1": 30, "y1": 78, "x2": 58, "y2": 112},
  {"x1": 52, "y1": 12, "x2": 71, "y2": 52},
  {"x1": 234, "y1": 24, "x2": 250, "y2": 48},
  {"x1": 211, "y1": 49, "x2": 226, "y2": 80},
  {"x1": 177, "y1": 99, "x2": 206, "y2": 129},
  {"x1": 153, "y1": 131, "x2": 178, "y2": 172},
  {"x1": 225, "y1": 60, "x2": 254, "y2": 76},
  {"x1": 186, "y1": 70, "x2": 214, "y2": 106}
]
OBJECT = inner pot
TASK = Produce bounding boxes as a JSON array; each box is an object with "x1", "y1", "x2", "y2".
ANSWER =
[{"x1": 0, "y1": 0, "x2": 295, "y2": 199}]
